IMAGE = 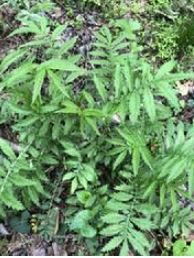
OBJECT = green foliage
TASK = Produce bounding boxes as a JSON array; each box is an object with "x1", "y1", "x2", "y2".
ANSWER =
[
  {"x1": 136, "y1": 0, "x2": 194, "y2": 65},
  {"x1": 101, "y1": 185, "x2": 156, "y2": 255},
  {"x1": 1, "y1": 6, "x2": 194, "y2": 255},
  {"x1": 173, "y1": 239, "x2": 194, "y2": 256},
  {"x1": 64, "y1": 0, "x2": 128, "y2": 18},
  {"x1": 0, "y1": 137, "x2": 48, "y2": 214},
  {"x1": 9, "y1": 210, "x2": 31, "y2": 234}
]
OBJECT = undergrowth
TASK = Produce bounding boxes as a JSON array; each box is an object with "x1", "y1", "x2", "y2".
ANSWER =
[{"x1": 1, "y1": 1, "x2": 194, "y2": 256}]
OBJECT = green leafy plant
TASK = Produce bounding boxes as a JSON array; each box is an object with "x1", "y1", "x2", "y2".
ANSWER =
[
  {"x1": 173, "y1": 239, "x2": 194, "y2": 256},
  {"x1": 1, "y1": 10, "x2": 194, "y2": 255},
  {"x1": 101, "y1": 185, "x2": 157, "y2": 255}
]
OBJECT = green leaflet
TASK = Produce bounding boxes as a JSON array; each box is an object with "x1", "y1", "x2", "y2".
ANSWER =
[
  {"x1": 132, "y1": 147, "x2": 140, "y2": 176},
  {"x1": 39, "y1": 59, "x2": 81, "y2": 71},
  {"x1": 129, "y1": 90, "x2": 141, "y2": 123},
  {"x1": 167, "y1": 158, "x2": 187, "y2": 182},
  {"x1": 82, "y1": 164, "x2": 96, "y2": 182},
  {"x1": 113, "y1": 150, "x2": 127, "y2": 170},
  {"x1": 5, "y1": 62, "x2": 35, "y2": 87},
  {"x1": 143, "y1": 87, "x2": 156, "y2": 121},
  {"x1": 102, "y1": 236, "x2": 123, "y2": 252},
  {"x1": 119, "y1": 240, "x2": 129, "y2": 256},
  {"x1": 132, "y1": 217, "x2": 155, "y2": 231},
  {"x1": 48, "y1": 70, "x2": 70, "y2": 98},
  {"x1": 1, "y1": 189, "x2": 24, "y2": 211},
  {"x1": 32, "y1": 68, "x2": 46, "y2": 103},
  {"x1": 0, "y1": 138, "x2": 16, "y2": 160},
  {"x1": 93, "y1": 75, "x2": 107, "y2": 101},
  {"x1": 100, "y1": 224, "x2": 123, "y2": 236},
  {"x1": 155, "y1": 60, "x2": 176, "y2": 79},
  {"x1": 188, "y1": 168, "x2": 194, "y2": 197},
  {"x1": 102, "y1": 213, "x2": 125, "y2": 224},
  {"x1": 114, "y1": 64, "x2": 121, "y2": 98},
  {"x1": 112, "y1": 192, "x2": 132, "y2": 202},
  {"x1": 158, "y1": 83, "x2": 179, "y2": 109},
  {"x1": 51, "y1": 24, "x2": 67, "y2": 39},
  {"x1": 27, "y1": 187, "x2": 40, "y2": 205},
  {"x1": 10, "y1": 175, "x2": 36, "y2": 187},
  {"x1": 85, "y1": 117, "x2": 100, "y2": 135},
  {"x1": 0, "y1": 49, "x2": 27, "y2": 73},
  {"x1": 10, "y1": 23, "x2": 42, "y2": 36},
  {"x1": 57, "y1": 37, "x2": 77, "y2": 56}
]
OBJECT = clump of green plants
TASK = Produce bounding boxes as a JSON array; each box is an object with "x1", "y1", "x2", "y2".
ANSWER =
[
  {"x1": 1, "y1": 9, "x2": 194, "y2": 255},
  {"x1": 133, "y1": 0, "x2": 194, "y2": 66},
  {"x1": 151, "y1": 21, "x2": 179, "y2": 60},
  {"x1": 64, "y1": 0, "x2": 128, "y2": 18}
]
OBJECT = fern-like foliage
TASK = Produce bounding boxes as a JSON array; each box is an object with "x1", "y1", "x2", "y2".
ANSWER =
[
  {"x1": 1, "y1": 10, "x2": 194, "y2": 255},
  {"x1": 101, "y1": 185, "x2": 157, "y2": 255},
  {"x1": 0, "y1": 138, "x2": 48, "y2": 215}
]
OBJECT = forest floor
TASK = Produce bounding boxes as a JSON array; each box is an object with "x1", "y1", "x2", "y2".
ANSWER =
[{"x1": 1, "y1": 0, "x2": 194, "y2": 256}]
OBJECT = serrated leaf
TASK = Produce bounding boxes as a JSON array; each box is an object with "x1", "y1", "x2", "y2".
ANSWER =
[
  {"x1": 6, "y1": 62, "x2": 34, "y2": 86},
  {"x1": 188, "y1": 168, "x2": 194, "y2": 198},
  {"x1": 167, "y1": 158, "x2": 187, "y2": 182},
  {"x1": 0, "y1": 49, "x2": 27, "y2": 73},
  {"x1": 128, "y1": 234, "x2": 147, "y2": 256},
  {"x1": 82, "y1": 164, "x2": 96, "y2": 182},
  {"x1": 40, "y1": 59, "x2": 81, "y2": 71},
  {"x1": 123, "y1": 63, "x2": 132, "y2": 91},
  {"x1": 106, "y1": 200, "x2": 129, "y2": 211},
  {"x1": 93, "y1": 75, "x2": 106, "y2": 101},
  {"x1": 101, "y1": 213, "x2": 125, "y2": 224},
  {"x1": 158, "y1": 83, "x2": 179, "y2": 109},
  {"x1": 0, "y1": 138, "x2": 16, "y2": 160},
  {"x1": 102, "y1": 236, "x2": 123, "y2": 252},
  {"x1": 20, "y1": 39, "x2": 47, "y2": 48},
  {"x1": 15, "y1": 116, "x2": 39, "y2": 127},
  {"x1": 27, "y1": 188, "x2": 40, "y2": 205},
  {"x1": 170, "y1": 189, "x2": 178, "y2": 212},
  {"x1": 63, "y1": 172, "x2": 75, "y2": 181},
  {"x1": 85, "y1": 117, "x2": 100, "y2": 135},
  {"x1": 71, "y1": 178, "x2": 78, "y2": 194},
  {"x1": 1, "y1": 189, "x2": 24, "y2": 211},
  {"x1": 113, "y1": 150, "x2": 127, "y2": 170},
  {"x1": 10, "y1": 175, "x2": 36, "y2": 187},
  {"x1": 175, "y1": 122, "x2": 185, "y2": 147},
  {"x1": 173, "y1": 239, "x2": 186, "y2": 256},
  {"x1": 156, "y1": 60, "x2": 176, "y2": 79},
  {"x1": 32, "y1": 68, "x2": 46, "y2": 103},
  {"x1": 139, "y1": 146, "x2": 152, "y2": 170},
  {"x1": 81, "y1": 224, "x2": 96, "y2": 238},
  {"x1": 58, "y1": 37, "x2": 77, "y2": 56},
  {"x1": 132, "y1": 218, "x2": 155, "y2": 231},
  {"x1": 100, "y1": 224, "x2": 123, "y2": 236},
  {"x1": 143, "y1": 87, "x2": 156, "y2": 121},
  {"x1": 114, "y1": 64, "x2": 121, "y2": 98},
  {"x1": 129, "y1": 91, "x2": 141, "y2": 123},
  {"x1": 162, "y1": 73, "x2": 194, "y2": 82},
  {"x1": 48, "y1": 70, "x2": 69, "y2": 98},
  {"x1": 52, "y1": 24, "x2": 67, "y2": 39},
  {"x1": 119, "y1": 240, "x2": 129, "y2": 256},
  {"x1": 132, "y1": 147, "x2": 140, "y2": 176},
  {"x1": 112, "y1": 192, "x2": 132, "y2": 202},
  {"x1": 64, "y1": 148, "x2": 80, "y2": 158},
  {"x1": 9, "y1": 23, "x2": 41, "y2": 36},
  {"x1": 78, "y1": 174, "x2": 88, "y2": 189}
]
